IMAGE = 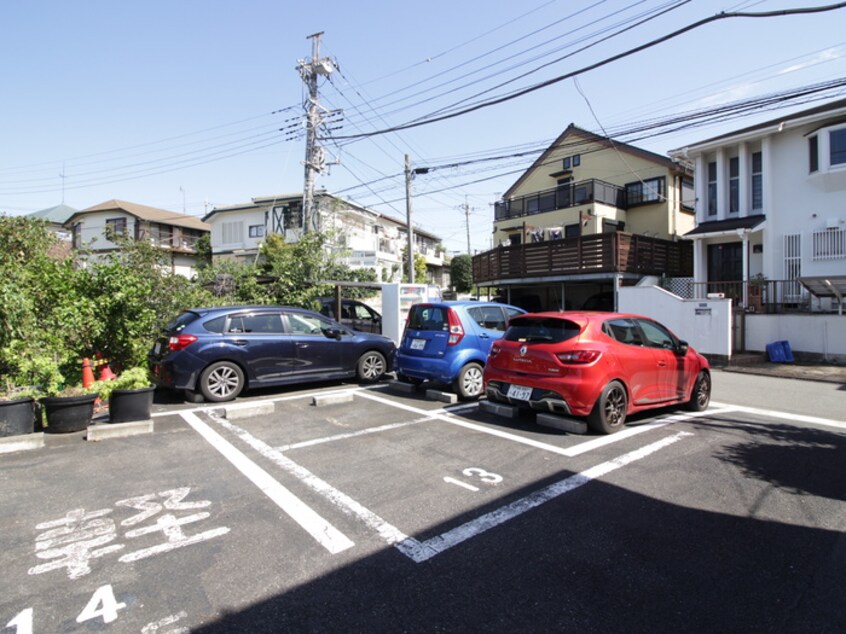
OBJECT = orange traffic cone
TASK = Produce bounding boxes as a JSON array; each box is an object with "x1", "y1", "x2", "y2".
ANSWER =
[
  {"x1": 82, "y1": 358, "x2": 95, "y2": 388},
  {"x1": 99, "y1": 363, "x2": 117, "y2": 382}
]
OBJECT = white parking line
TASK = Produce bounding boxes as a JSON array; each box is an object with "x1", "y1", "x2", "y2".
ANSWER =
[
  {"x1": 356, "y1": 390, "x2": 726, "y2": 458},
  {"x1": 711, "y1": 401, "x2": 846, "y2": 429},
  {"x1": 411, "y1": 430, "x2": 694, "y2": 562},
  {"x1": 206, "y1": 411, "x2": 439, "y2": 562},
  {"x1": 276, "y1": 415, "x2": 435, "y2": 452},
  {"x1": 562, "y1": 407, "x2": 735, "y2": 457},
  {"x1": 180, "y1": 411, "x2": 354, "y2": 555}
]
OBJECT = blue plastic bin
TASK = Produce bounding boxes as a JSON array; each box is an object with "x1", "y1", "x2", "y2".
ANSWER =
[{"x1": 766, "y1": 340, "x2": 794, "y2": 363}]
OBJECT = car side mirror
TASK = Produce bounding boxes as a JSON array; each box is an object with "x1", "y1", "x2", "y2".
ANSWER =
[
  {"x1": 676, "y1": 340, "x2": 689, "y2": 355},
  {"x1": 323, "y1": 327, "x2": 343, "y2": 340}
]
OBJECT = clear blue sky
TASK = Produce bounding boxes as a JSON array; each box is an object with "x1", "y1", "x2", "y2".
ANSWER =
[{"x1": 3, "y1": 0, "x2": 846, "y2": 253}]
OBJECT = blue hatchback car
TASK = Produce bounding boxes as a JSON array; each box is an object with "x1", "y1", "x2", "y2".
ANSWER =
[
  {"x1": 395, "y1": 301, "x2": 525, "y2": 399},
  {"x1": 149, "y1": 305, "x2": 396, "y2": 402}
]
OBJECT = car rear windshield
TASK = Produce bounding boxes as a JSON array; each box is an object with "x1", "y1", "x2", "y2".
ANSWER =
[
  {"x1": 164, "y1": 311, "x2": 201, "y2": 334},
  {"x1": 504, "y1": 317, "x2": 581, "y2": 343},
  {"x1": 407, "y1": 305, "x2": 448, "y2": 331}
]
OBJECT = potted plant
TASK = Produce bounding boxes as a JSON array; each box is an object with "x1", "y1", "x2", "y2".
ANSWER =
[
  {"x1": 98, "y1": 367, "x2": 155, "y2": 423},
  {"x1": 0, "y1": 383, "x2": 41, "y2": 437},
  {"x1": 41, "y1": 381, "x2": 100, "y2": 434}
]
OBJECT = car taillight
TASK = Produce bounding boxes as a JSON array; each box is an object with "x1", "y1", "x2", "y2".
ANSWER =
[
  {"x1": 168, "y1": 334, "x2": 197, "y2": 352},
  {"x1": 556, "y1": 350, "x2": 601, "y2": 364},
  {"x1": 489, "y1": 343, "x2": 501, "y2": 357},
  {"x1": 446, "y1": 308, "x2": 464, "y2": 346}
]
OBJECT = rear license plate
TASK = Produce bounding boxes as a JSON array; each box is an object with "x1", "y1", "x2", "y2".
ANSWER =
[
  {"x1": 507, "y1": 384, "x2": 532, "y2": 400},
  {"x1": 410, "y1": 338, "x2": 426, "y2": 351}
]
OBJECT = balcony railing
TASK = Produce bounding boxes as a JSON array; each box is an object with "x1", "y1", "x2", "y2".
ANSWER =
[
  {"x1": 494, "y1": 179, "x2": 626, "y2": 221},
  {"x1": 472, "y1": 233, "x2": 692, "y2": 283},
  {"x1": 137, "y1": 229, "x2": 201, "y2": 252}
]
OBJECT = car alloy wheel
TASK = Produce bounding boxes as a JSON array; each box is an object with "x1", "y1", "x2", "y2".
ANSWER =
[
  {"x1": 455, "y1": 362, "x2": 484, "y2": 400},
  {"x1": 685, "y1": 371, "x2": 711, "y2": 412},
  {"x1": 588, "y1": 380, "x2": 627, "y2": 434},
  {"x1": 357, "y1": 351, "x2": 386, "y2": 382},
  {"x1": 200, "y1": 361, "x2": 244, "y2": 402}
]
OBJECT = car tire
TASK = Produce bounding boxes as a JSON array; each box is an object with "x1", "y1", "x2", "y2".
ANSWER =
[
  {"x1": 199, "y1": 361, "x2": 245, "y2": 402},
  {"x1": 684, "y1": 371, "x2": 711, "y2": 412},
  {"x1": 454, "y1": 362, "x2": 484, "y2": 400},
  {"x1": 357, "y1": 351, "x2": 386, "y2": 382},
  {"x1": 587, "y1": 380, "x2": 627, "y2": 434},
  {"x1": 396, "y1": 372, "x2": 423, "y2": 386}
]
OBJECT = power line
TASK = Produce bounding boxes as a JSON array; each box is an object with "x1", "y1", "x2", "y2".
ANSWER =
[{"x1": 331, "y1": 2, "x2": 846, "y2": 140}]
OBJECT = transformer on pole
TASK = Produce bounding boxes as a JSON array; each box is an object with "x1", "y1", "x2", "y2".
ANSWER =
[{"x1": 297, "y1": 32, "x2": 335, "y2": 234}]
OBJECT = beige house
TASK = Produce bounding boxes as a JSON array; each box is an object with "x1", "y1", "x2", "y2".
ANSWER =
[
  {"x1": 66, "y1": 199, "x2": 210, "y2": 278},
  {"x1": 475, "y1": 125, "x2": 695, "y2": 311}
]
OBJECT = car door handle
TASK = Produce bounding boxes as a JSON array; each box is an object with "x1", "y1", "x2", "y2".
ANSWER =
[
  {"x1": 296, "y1": 342, "x2": 309, "y2": 348},
  {"x1": 479, "y1": 333, "x2": 490, "y2": 339},
  {"x1": 657, "y1": 361, "x2": 668, "y2": 367},
  {"x1": 231, "y1": 339, "x2": 248, "y2": 346}
]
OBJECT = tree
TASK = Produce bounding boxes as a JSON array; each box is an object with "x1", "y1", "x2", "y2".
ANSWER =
[{"x1": 450, "y1": 254, "x2": 473, "y2": 294}]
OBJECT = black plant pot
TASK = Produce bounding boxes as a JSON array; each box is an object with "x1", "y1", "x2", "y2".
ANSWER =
[
  {"x1": 0, "y1": 397, "x2": 37, "y2": 437},
  {"x1": 109, "y1": 386, "x2": 155, "y2": 423},
  {"x1": 42, "y1": 393, "x2": 97, "y2": 433}
]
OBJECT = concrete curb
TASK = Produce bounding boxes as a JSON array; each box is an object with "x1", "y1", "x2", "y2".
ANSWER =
[
  {"x1": 87, "y1": 420, "x2": 154, "y2": 441},
  {"x1": 426, "y1": 389, "x2": 458, "y2": 404},
  {"x1": 0, "y1": 432, "x2": 45, "y2": 454},
  {"x1": 387, "y1": 381, "x2": 417, "y2": 394},
  {"x1": 536, "y1": 413, "x2": 587, "y2": 434},
  {"x1": 220, "y1": 401, "x2": 276, "y2": 419},
  {"x1": 312, "y1": 393, "x2": 355, "y2": 407},
  {"x1": 479, "y1": 400, "x2": 519, "y2": 418}
]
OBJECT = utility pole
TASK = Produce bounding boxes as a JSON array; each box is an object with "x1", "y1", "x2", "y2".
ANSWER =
[
  {"x1": 463, "y1": 195, "x2": 472, "y2": 255},
  {"x1": 298, "y1": 32, "x2": 334, "y2": 234},
  {"x1": 405, "y1": 154, "x2": 415, "y2": 284}
]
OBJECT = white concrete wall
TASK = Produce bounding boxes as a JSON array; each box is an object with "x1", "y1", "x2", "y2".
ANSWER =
[
  {"x1": 745, "y1": 314, "x2": 846, "y2": 362},
  {"x1": 619, "y1": 285, "x2": 732, "y2": 358}
]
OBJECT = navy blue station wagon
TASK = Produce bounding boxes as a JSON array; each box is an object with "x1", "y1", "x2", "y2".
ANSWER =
[{"x1": 149, "y1": 306, "x2": 396, "y2": 402}]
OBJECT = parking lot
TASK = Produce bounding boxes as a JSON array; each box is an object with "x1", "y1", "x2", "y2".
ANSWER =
[{"x1": 2, "y1": 373, "x2": 844, "y2": 632}]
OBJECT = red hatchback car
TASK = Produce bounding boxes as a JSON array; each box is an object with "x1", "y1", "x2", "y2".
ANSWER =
[{"x1": 483, "y1": 312, "x2": 711, "y2": 434}]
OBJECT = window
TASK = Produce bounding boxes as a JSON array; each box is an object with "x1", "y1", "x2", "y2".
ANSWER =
[
  {"x1": 752, "y1": 152, "x2": 763, "y2": 210},
  {"x1": 467, "y1": 306, "x2": 506, "y2": 331},
  {"x1": 249, "y1": 224, "x2": 265, "y2": 238},
  {"x1": 809, "y1": 135, "x2": 819, "y2": 173},
  {"x1": 562, "y1": 154, "x2": 580, "y2": 169},
  {"x1": 625, "y1": 177, "x2": 665, "y2": 206},
  {"x1": 707, "y1": 162, "x2": 718, "y2": 216},
  {"x1": 729, "y1": 157, "x2": 739, "y2": 213},
  {"x1": 604, "y1": 318, "x2": 643, "y2": 346},
  {"x1": 221, "y1": 221, "x2": 243, "y2": 245},
  {"x1": 812, "y1": 228, "x2": 846, "y2": 260},
  {"x1": 105, "y1": 217, "x2": 127, "y2": 238},
  {"x1": 830, "y1": 128, "x2": 846, "y2": 166},
  {"x1": 565, "y1": 223, "x2": 580, "y2": 238},
  {"x1": 681, "y1": 177, "x2": 695, "y2": 210},
  {"x1": 286, "y1": 312, "x2": 333, "y2": 335},
  {"x1": 637, "y1": 319, "x2": 676, "y2": 349},
  {"x1": 227, "y1": 313, "x2": 284, "y2": 334}
]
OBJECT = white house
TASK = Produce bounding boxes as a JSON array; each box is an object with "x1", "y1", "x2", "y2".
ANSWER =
[
  {"x1": 203, "y1": 192, "x2": 447, "y2": 285},
  {"x1": 670, "y1": 97, "x2": 846, "y2": 361},
  {"x1": 65, "y1": 199, "x2": 210, "y2": 279}
]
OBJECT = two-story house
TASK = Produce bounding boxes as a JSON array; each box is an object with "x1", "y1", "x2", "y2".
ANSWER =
[
  {"x1": 670, "y1": 97, "x2": 846, "y2": 360},
  {"x1": 65, "y1": 199, "x2": 210, "y2": 278},
  {"x1": 204, "y1": 192, "x2": 447, "y2": 286},
  {"x1": 473, "y1": 125, "x2": 695, "y2": 311}
]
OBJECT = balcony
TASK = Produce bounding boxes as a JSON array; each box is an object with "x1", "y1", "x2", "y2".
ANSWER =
[
  {"x1": 137, "y1": 229, "x2": 201, "y2": 253},
  {"x1": 494, "y1": 179, "x2": 626, "y2": 221},
  {"x1": 472, "y1": 233, "x2": 692, "y2": 284}
]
